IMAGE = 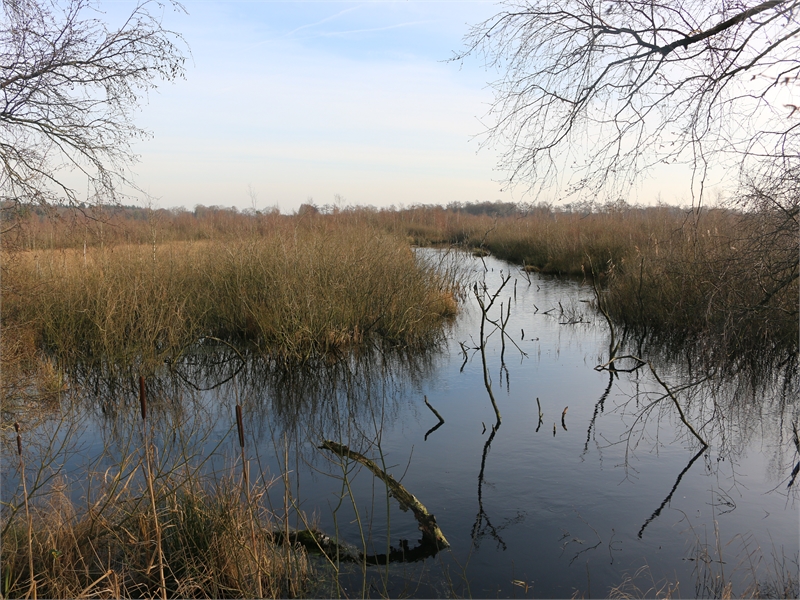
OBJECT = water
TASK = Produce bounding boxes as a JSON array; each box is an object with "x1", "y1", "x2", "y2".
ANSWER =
[{"x1": 4, "y1": 251, "x2": 798, "y2": 598}]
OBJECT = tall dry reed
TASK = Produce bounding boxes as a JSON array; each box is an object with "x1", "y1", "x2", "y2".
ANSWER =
[
  {"x1": 1, "y1": 379, "x2": 313, "y2": 599},
  {"x1": 2, "y1": 221, "x2": 458, "y2": 371},
  {"x1": 0, "y1": 470, "x2": 311, "y2": 598}
]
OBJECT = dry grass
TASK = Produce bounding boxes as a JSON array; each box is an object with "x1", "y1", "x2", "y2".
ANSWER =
[
  {"x1": 1, "y1": 462, "x2": 312, "y2": 598},
  {"x1": 1, "y1": 220, "x2": 459, "y2": 373},
  {"x1": 4, "y1": 200, "x2": 794, "y2": 376}
]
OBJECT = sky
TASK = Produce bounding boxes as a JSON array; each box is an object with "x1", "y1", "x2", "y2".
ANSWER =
[{"x1": 109, "y1": 1, "x2": 695, "y2": 213}]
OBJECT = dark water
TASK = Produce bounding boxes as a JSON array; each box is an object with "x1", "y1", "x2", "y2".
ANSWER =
[{"x1": 4, "y1": 251, "x2": 798, "y2": 598}]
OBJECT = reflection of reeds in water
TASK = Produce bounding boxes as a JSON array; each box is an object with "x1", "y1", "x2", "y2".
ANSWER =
[
  {"x1": 609, "y1": 525, "x2": 799, "y2": 599},
  {"x1": 1, "y1": 337, "x2": 455, "y2": 598},
  {"x1": 0, "y1": 382, "x2": 312, "y2": 599}
]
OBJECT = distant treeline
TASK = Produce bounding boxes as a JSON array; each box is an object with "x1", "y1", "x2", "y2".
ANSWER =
[{"x1": 2, "y1": 199, "x2": 693, "y2": 250}]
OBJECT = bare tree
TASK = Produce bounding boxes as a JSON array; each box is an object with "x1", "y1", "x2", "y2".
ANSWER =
[
  {"x1": 456, "y1": 0, "x2": 799, "y2": 203},
  {"x1": 0, "y1": 0, "x2": 187, "y2": 211}
]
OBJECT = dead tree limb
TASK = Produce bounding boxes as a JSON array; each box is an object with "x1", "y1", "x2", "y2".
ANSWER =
[
  {"x1": 424, "y1": 395, "x2": 445, "y2": 425},
  {"x1": 319, "y1": 441, "x2": 450, "y2": 549},
  {"x1": 648, "y1": 363, "x2": 708, "y2": 448}
]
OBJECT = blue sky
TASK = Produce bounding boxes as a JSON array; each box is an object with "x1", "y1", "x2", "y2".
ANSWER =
[{"x1": 118, "y1": 1, "x2": 692, "y2": 212}]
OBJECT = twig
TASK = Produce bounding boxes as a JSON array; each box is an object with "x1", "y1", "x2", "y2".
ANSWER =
[
  {"x1": 649, "y1": 363, "x2": 708, "y2": 448},
  {"x1": 423, "y1": 396, "x2": 445, "y2": 425}
]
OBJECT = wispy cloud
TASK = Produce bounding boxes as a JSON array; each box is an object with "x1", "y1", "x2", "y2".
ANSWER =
[
  {"x1": 283, "y1": 4, "x2": 363, "y2": 37},
  {"x1": 309, "y1": 20, "x2": 433, "y2": 38},
  {"x1": 250, "y1": 4, "x2": 363, "y2": 46}
]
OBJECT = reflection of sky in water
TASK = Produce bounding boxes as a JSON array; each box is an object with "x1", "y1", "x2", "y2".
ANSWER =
[{"x1": 3, "y1": 251, "x2": 797, "y2": 598}]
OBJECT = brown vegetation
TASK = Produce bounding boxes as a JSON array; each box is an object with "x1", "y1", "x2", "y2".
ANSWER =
[
  {"x1": 1, "y1": 211, "x2": 459, "y2": 378},
  {"x1": 1, "y1": 476, "x2": 311, "y2": 598},
  {"x1": 3, "y1": 198, "x2": 794, "y2": 375}
]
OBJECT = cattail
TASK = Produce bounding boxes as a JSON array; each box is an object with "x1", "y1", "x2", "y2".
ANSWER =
[
  {"x1": 139, "y1": 376, "x2": 147, "y2": 421},
  {"x1": 14, "y1": 422, "x2": 22, "y2": 456},
  {"x1": 236, "y1": 404, "x2": 245, "y2": 449}
]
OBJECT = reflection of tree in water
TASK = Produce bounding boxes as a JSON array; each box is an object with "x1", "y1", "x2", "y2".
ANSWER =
[
  {"x1": 637, "y1": 447, "x2": 706, "y2": 539},
  {"x1": 470, "y1": 272, "x2": 526, "y2": 550},
  {"x1": 472, "y1": 423, "x2": 503, "y2": 548},
  {"x1": 470, "y1": 421, "x2": 525, "y2": 551},
  {"x1": 591, "y1": 334, "x2": 800, "y2": 538},
  {"x1": 648, "y1": 351, "x2": 797, "y2": 474},
  {"x1": 583, "y1": 369, "x2": 614, "y2": 457}
]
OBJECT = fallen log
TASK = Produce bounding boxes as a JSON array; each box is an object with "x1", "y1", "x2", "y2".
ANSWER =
[
  {"x1": 272, "y1": 529, "x2": 440, "y2": 565},
  {"x1": 319, "y1": 440, "x2": 450, "y2": 549}
]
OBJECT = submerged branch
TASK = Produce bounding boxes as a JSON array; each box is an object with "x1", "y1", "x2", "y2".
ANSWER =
[
  {"x1": 649, "y1": 363, "x2": 709, "y2": 448},
  {"x1": 319, "y1": 440, "x2": 450, "y2": 549}
]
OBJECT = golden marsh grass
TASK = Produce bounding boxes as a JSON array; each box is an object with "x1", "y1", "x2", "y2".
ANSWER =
[{"x1": 2, "y1": 222, "x2": 459, "y2": 372}]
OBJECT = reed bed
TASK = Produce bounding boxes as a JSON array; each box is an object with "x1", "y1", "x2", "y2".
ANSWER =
[
  {"x1": 1, "y1": 382, "x2": 313, "y2": 600},
  {"x1": 2, "y1": 221, "x2": 458, "y2": 371},
  {"x1": 598, "y1": 207, "x2": 798, "y2": 362},
  {"x1": 1, "y1": 475, "x2": 311, "y2": 599},
  {"x1": 3, "y1": 199, "x2": 794, "y2": 372},
  {"x1": 479, "y1": 208, "x2": 670, "y2": 276}
]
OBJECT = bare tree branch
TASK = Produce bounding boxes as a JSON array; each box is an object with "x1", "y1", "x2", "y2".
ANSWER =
[
  {"x1": 455, "y1": 0, "x2": 800, "y2": 204},
  {"x1": 0, "y1": 0, "x2": 188, "y2": 209}
]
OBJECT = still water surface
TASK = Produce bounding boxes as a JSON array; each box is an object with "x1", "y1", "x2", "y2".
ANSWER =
[{"x1": 8, "y1": 251, "x2": 799, "y2": 598}]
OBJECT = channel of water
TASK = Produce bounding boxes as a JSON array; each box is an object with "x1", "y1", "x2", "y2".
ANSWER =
[{"x1": 4, "y1": 250, "x2": 798, "y2": 598}]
